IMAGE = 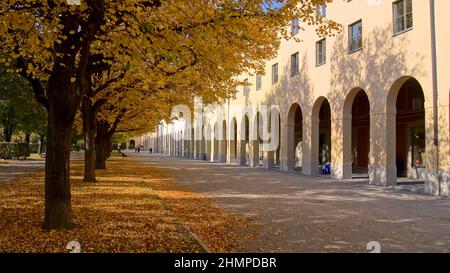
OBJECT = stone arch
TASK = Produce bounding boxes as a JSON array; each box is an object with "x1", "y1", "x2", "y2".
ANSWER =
[
  {"x1": 230, "y1": 117, "x2": 238, "y2": 164},
  {"x1": 264, "y1": 106, "x2": 281, "y2": 169},
  {"x1": 386, "y1": 76, "x2": 426, "y2": 181},
  {"x1": 311, "y1": 96, "x2": 332, "y2": 175},
  {"x1": 342, "y1": 88, "x2": 371, "y2": 178},
  {"x1": 284, "y1": 103, "x2": 303, "y2": 172},
  {"x1": 249, "y1": 111, "x2": 263, "y2": 167},
  {"x1": 220, "y1": 119, "x2": 227, "y2": 163},
  {"x1": 213, "y1": 122, "x2": 219, "y2": 161},
  {"x1": 129, "y1": 139, "x2": 136, "y2": 150},
  {"x1": 204, "y1": 123, "x2": 212, "y2": 161},
  {"x1": 238, "y1": 114, "x2": 250, "y2": 166}
]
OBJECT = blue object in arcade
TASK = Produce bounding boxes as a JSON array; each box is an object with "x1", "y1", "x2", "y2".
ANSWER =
[{"x1": 322, "y1": 162, "x2": 331, "y2": 175}]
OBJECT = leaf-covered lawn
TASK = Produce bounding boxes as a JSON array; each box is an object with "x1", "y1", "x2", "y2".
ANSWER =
[{"x1": 0, "y1": 155, "x2": 252, "y2": 252}]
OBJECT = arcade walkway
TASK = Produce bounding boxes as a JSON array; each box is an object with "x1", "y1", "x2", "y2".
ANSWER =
[{"x1": 130, "y1": 153, "x2": 450, "y2": 252}]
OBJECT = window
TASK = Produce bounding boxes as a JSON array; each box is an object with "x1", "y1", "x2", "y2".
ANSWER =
[
  {"x1": 348, "y1": 20, "x2": 362, "y2": 53},
  {"x1": 243, "y1": 78, "x2": 250, "y2": 95},
  {"x1": 316, "y1": 6, "x2": 327, "y2": 18},
  {"x1": 256, "y1": 74, "x2": 262, "y2": 91},
  {"x1": 316, "y1": 39, "x2": 326, "y2": 65},
  {"x1": 272, "y1": 63, "x2": 278, "y2": 84},
  {"x1": 291, "y1": 52, "x2": 299, "y2": 76},
  {"x1": 291, "y1": 19, "x2": 299, "y2": 36},
  {"x1": 393, "y1": 0, "x2": 413, "y2": 35}
]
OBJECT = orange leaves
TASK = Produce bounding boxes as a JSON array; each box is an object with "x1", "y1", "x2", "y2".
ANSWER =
[{"x1": 0, "y1": 155, "x2": 251, "y2": 252}]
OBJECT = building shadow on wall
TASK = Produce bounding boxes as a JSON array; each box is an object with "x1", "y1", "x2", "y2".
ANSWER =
[
  {"x1": 259, "y1": 24, "x2": 427, "y2": 181},
  {"x1": 328, "y1": 24, "x2": 427, "y2": 182}
]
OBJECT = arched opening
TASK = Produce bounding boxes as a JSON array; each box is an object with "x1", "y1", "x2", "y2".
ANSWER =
[
  {"x1": 221, "y1": 120, "x2": 227, "y2": 163},
  {"x1": 287, "y1": 103, "x2": 303, "y2": 172},
  {"x1": 204, "y1": 124, "x2": 211, "y2": 161},
  {"x1": 190, "y1": 127, "x2": 195, "y2": 158},
  {"x1": 213, "y1": 122, "x2": 219, "y2": 161},
  {"x1": 239, "y1": 114, "x2": 250, "y2": 166},
  {"x1": 230, "y1": 117, "x2": 238, "y2": 164},
  {"x1": 394, "y1": 78, "x2": 426, "y2": 179},
  {"x1": 345, "y1": 89, "x2": 371, "y2": 177},
  {"x1": 178, "y1": 131, "x2": 181, "y2": 156},
  {"x1": 265, "y1": 109, "x2": 281, "y2": 169},
  {"x1": 250, "y1": 112, "x2": 263, "y2": 167},
  {"x1": 312, "y1": 97, "x2": 331, "y2": 175},
  {"x1": 129, "y1": 139, "x2": 136, "y2": 150},
  {"x1": 276, "y1": 114, "x2": 281, "y2": 167}
]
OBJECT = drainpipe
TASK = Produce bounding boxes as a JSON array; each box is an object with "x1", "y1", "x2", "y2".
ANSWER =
[{"x1": 429, "y1": 0, "x2": 441, "y2": 195}]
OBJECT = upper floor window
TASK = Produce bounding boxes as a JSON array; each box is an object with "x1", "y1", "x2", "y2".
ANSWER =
[
  {"x1": 243, "y1": 78, "x2": 250, "y2": 95},
  {"x1": 349, "y1": 20, "x2": 362, "y2": 53},
  {"x1": 393, "y1": 0, "x2": 413, "y2": 35},
  {"x1": 291, "y1": 52, "x2": 299, "y2": 76},
  {"x1": 316, "y1": 39, "x2": 326, "y2": 66},
  {"x1": 272, "y1": 63, "x2": 278, "y2": 84},
  {"x1": 256, "y1": 74, "x2": 262, "y2": 91},
  {"x1": 316, "y1": 6, "x2": 327, "y2": 18},
  {"x1": 291, "y1": 19, "x2": 300, "y2": 36}
]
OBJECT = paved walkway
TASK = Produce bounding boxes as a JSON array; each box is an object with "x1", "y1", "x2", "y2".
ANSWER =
[
  {"x1": 0, "y1": 158, "x2": 45, "y2": 182},
  {"x1": 130, "y1": 153, "x2": 450, "y2": 253}
]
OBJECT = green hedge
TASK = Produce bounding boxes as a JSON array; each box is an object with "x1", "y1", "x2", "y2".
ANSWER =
[
  {"x1": 71, "y1": 145, "x2": 82, "y2": 152},
  {"x1": 0, "y1": 143, "x2": 31, "y2": 159},
  {"x1": 29, "y1": 143, "x2": 40, "y2": 154}
]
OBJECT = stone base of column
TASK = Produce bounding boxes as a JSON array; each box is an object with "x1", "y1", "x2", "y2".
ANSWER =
[
  {"x1": 218, "y1": 154, "x2": 226, "y2": 163},
  {"x1": 331, "y1": 162, "x2": 352, "y2": 180},
  {"x1": 302, "y1": 160, "x2": 319, "y2": 176},
  {"x1": 369, "y1": 165, "x2": 397, "y2": 186},
  {"x1": 263, "y1": 156, "x2": 274, "y2": 169},
  {"x1": 280, "y1": 159, "x2": 294, "y2": 172},
  {"x1": 426, "y1": 169, "x2": 450, "y2": 197},
  {"x1": 249, "y1": 156, "x2": 259, "y2": 168},
  {"x1": 236, "y1": 156, "x2": 246, "y2": 166}
]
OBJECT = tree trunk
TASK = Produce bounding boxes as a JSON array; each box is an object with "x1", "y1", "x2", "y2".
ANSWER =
[
  {"x1": 42, "y1": 106, "x2": 74, "y2": 230},
  {"x1": 25, "y1": 133, "x2": 31, "y2": 144},
  {"x1": 82, "y1": 97, "x2": 97, "y2": 182},
  {"x1": 3, "y1": 128, "x2": 12, "y2": 142},
  {"x1": 106, "y1": 135, "x2": 113, "y2": 159},
  {"x1": 39, "y1": 134, "x2": 45, "y2": 154},
  {"x1": 95, "y1": 120, "x2": 109, "y2": 169}
]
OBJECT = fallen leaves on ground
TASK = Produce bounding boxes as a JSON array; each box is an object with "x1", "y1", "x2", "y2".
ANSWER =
[{"x1": 0, "y1": 155, "x2": 252, "y2": 252}]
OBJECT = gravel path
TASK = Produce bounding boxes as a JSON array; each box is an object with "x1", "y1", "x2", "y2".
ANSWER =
[{"x1": 130, "y1": 153, "x2": 450, "y2": 253}]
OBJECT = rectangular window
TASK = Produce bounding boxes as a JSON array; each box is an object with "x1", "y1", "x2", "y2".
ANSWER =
[
  {"x1": 393, "y1": 0, "x2": 413, "y2": 35},
  {"x1": 291, "y1": 19, "x2": 299, "y2": 36},
  {"x1": 256, "y1": 74, "x2": 262, "y2": 91},
  {"x1": 316, "y1": 5, "x2": 327, "y2": 18},
  {"x1": 349, "y1": 20, "x2": 362, "y2": 53},
  {"x1": 316, "y1": 39, "x2": 326, "y2": 66},
  {"x1": 243, "y1": 78, "x2": 250, "y2": 96},
  {"x1": 272, "y1": 63, "x2": 278, "y2": 84},
  {"x1": 291, "y1": 52, "x2": 299, "y2": 76}
]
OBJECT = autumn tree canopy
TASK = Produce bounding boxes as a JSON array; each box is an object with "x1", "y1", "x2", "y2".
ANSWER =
[{"x1": 0, "y1": 0, "x2": 340, "y2": 229}]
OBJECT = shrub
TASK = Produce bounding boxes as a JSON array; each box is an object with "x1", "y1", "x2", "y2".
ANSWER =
[
  {"x1": 17, "y1": 143, "x2": 30, "y2": 158},
  {"x1": 0, "y1": 143, "x2": 16, "y2": 159},
  {"x1": 29, "y1": 143, "x2": 40, "y2": 154},
  {"x1": 0, "y1": 142, "x2": 31, "y2": 159}
]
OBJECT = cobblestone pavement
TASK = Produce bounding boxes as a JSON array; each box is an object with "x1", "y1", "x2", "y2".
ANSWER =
[{"x1": 131, "y1": 153, "x2": 450, "y2": 253}]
